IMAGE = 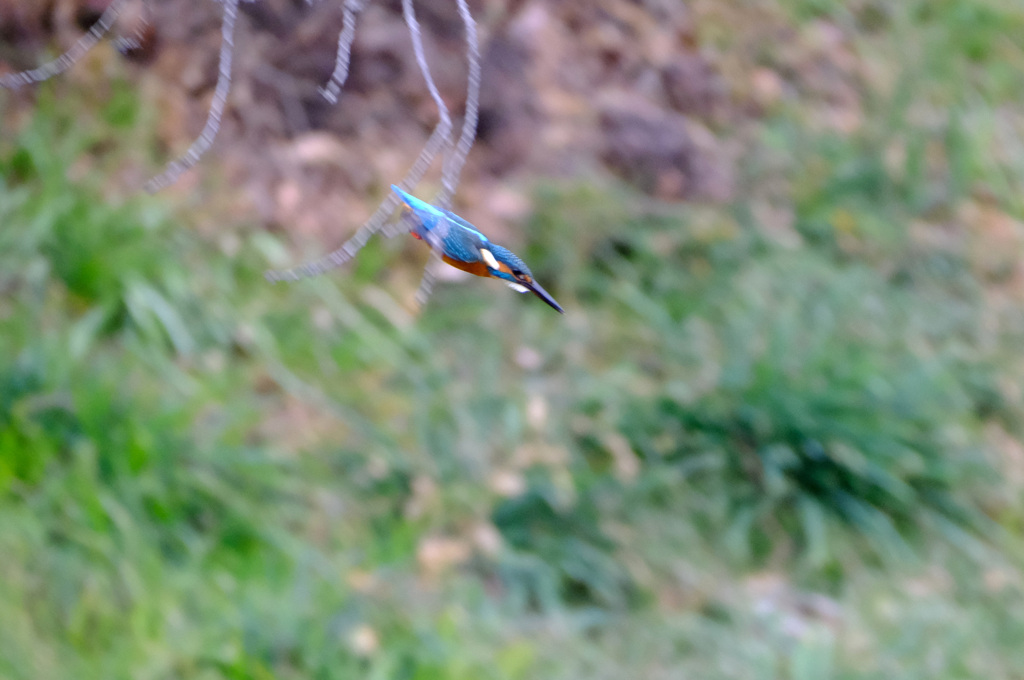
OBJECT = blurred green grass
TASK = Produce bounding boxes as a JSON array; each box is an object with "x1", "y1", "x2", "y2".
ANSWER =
[{"x1": 2, "y1": 0, "x2": 1024, "y2": 677}]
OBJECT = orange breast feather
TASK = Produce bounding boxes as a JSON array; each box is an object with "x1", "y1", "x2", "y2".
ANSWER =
[{"x1": 442, "y1": 254, "x2": 492, "y2": 278}]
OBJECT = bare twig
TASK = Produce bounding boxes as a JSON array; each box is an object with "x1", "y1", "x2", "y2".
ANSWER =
[
  {"x1": 412, "y1": 0, "x2": 480, "y2": 305},
  {"x1": 319, "y1": 0, "x2": 368, "y2": 104},
  {"x1": 3, "y1": 0, "x2": 483, "y2": 311},
  {"x1": 0, "y1": 0, "x2": 130, "y2": 90},
  {"x1": 144, "y1": 0, "x2": 241, "y2": 193},
  {"x1": 264, "y1": 120, "x2": 452, "y2": 282},
  {"x1": 401, "y1": 0, "x2": 455, "y2": 203},
  {"x1": 266, "y1": 0, "x2": 472, "y2": 283},
  {"x1": 414, "y1": 250, "x2": 442, "y2": 307},
  {"x1": 436, "y1": 0, "x2": 480, "y2": 211},
  {"x1": 266, "y1": 0, "x2": 482, "y2": 309}
]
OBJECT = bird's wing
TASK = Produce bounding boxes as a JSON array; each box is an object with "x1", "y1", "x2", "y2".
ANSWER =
[
  {"x1": 391, "y1": 185, "x2": 490, "y2": 266},
  {"x1": 404, "y1": 202, "x2": 487, "y2": 264},
  {"x1": 435, "y1": 217, "x2": 488, "y2": 263}
]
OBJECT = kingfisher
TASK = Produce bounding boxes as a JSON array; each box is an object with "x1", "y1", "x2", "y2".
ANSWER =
[{"x1": 392, "y1": 185, "x2": 564, "y2": 313}]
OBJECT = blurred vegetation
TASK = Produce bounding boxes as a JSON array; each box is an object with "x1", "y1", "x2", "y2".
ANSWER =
[{"x1": 2, "y1": 0, "x2": 1024, "y2": 678}]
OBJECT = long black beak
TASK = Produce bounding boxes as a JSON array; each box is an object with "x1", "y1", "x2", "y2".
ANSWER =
[{"x1": 525, "y1": 279, "x2": 564, "y2": 314}]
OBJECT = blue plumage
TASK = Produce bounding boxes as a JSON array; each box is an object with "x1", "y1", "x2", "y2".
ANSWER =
[
  {"x1": 392, "y1": 185, "x2": 489, "y2": 265},
  {"x1": 391, "y1": 185, "x2": 563, "y2": 313},
  {"x1": 483, "y1": 244, "x2": 532, "y2": 282}
]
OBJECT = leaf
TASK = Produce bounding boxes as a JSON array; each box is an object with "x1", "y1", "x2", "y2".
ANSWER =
[{"x1": 125, "y1": 279, "x2": 196, "y2": 356}]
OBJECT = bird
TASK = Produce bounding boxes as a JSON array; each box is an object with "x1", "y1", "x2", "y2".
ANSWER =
[{"x1": 391, "y1": 185, "x2": 564, "y2": 314}]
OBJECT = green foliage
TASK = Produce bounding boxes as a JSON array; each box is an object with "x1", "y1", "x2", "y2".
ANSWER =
[
  {"x1": 0, "y1": 81, "x2": 556, "y2": 680},
  {"x1": 914, "y1": 0, "x2": 1024, "y2": 63},
  {"x1": 0, "y1": 94, "x2": 213, "y2": 357},
  {"x1": 493, "y1": 470, "x2": 633, "y2": 611},
  {"x1": 525, "y1": 184, "x2": 999, "y2": 570},
  {"x1": 621, "y1": 254, "x2": 991, "y2": 564}
]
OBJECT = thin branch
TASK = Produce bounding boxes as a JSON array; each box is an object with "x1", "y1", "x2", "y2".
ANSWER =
[
  {"x1": 2, "y1": 0, "x2": 481, "y2": 310},
  {"x1": 401, "y1": 0, "x2": 452, "y2": 145},
  {"x1": 144, "y1": 0, "x2": 241, "y2": 193},
  {"x1": 266, "y1": 0, "x2": 460, "y2": 282},
  {"x1": 264, "y1": 118, "x2": 452, "y2": 282},
  {"x1": 0, "y1": 0, "x2": 130, "y2": 90},
  {"x1": 319, "y1": 0, "x2": 368, "y2": 105},
  {"x1": 399, "y1": 0, "x2": 457, "y2": 205},
  {"x1": 413, "y1": 0, "x2": 479, "y2": 305},
  {"x1": 436, "y1": 0, "x2": 480, "y2": 211},
  {"x1": 265, "y1": 0, "x2": 481, "y2": 302},
  {"x1": 414, "y1": 251, "x2": 442, "y2": 308}
]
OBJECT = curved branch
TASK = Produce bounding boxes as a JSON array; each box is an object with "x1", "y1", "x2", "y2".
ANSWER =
[
  {"x1": 264, "y1": 122, "x2": 451, "y2": 282},
  {"x1": 144, "y1": 0, "x2": 241, "y2": 193},
  {"x1": 436, "y1": 0, "x2": 480, "y2": 211},
  {"x1": 401, "y1": 0, "x2": 452, "y2": 151},
  {"x1": 266, "y1": 0, "x2": 460, "y2": 282},
  {"x1": 414, "y1": 250, "x2": 442, "y2": 308},
  {"x1": 0, "y1": 0, "x2": 129, "y2": 90},
  {"x1": 265, "y1": 0, "x2": 479, "y2": 297},
  {"x1": 414, "y1": 0, "x2": 479, "y2": 305},
  {"x1": 319, "y1": 0, "x2": 368, "y2": 105}
]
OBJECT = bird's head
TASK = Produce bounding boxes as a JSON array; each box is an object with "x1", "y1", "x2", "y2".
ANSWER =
[{"x1": 479, "y1": 244, "x2": 564, "y2": 314}]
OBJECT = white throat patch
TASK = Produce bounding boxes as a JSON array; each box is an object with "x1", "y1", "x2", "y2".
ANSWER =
[
  {"x1": 507, "y1": 282, "x2": 529, "y2": 294},
  {"x1": 480, "y1": 248, "x2": 500, "y2": 271}
]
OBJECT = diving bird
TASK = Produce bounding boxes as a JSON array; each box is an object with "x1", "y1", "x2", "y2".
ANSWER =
[{"x1": 392, "y1": 185, "x2": 564, "y2": 314}]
